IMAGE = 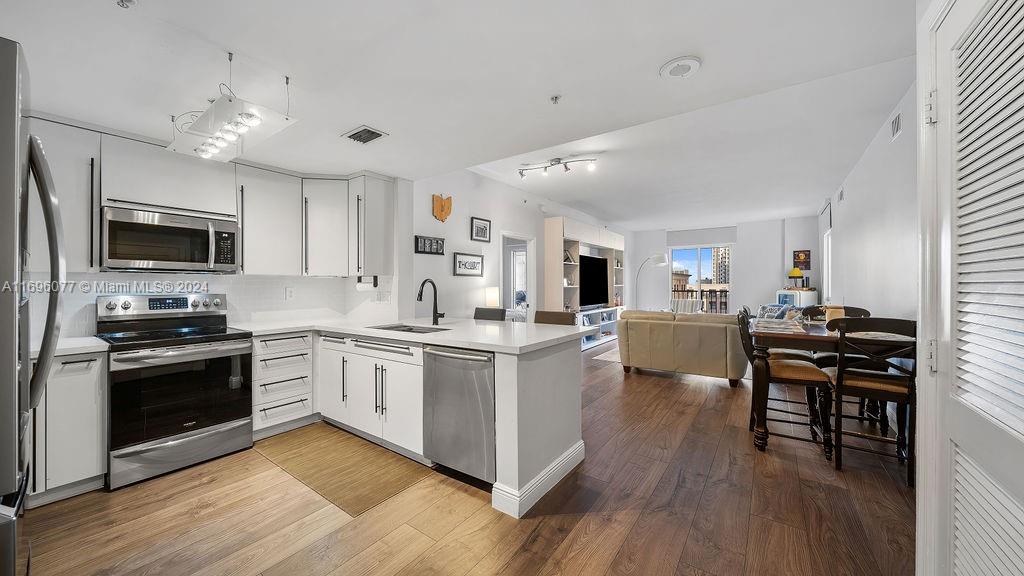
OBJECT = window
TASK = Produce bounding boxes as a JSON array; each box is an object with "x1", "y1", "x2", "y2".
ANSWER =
[{"x1": 670, "y1": 245, "x2": 730, "y2": 313}]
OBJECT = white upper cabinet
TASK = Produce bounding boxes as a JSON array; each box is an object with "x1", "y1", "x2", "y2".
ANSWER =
[
  {"x1": 303, "y1": 179, "x2": 349, "y2": 276},
  {"x1": 237, "y1": 165, "x2": 302, "y2": 275},
  {"x1": 100, "y1": 134, "x2": 237, "y2": 217},
  {"x1": 348, "y1": 175, "x2": 394, "y2": 277},
  {"x1": 562, "y1": 218, "x2": 600, "y2": 245},
  {"x1": 599, "y1": 228, "x2": 624, "y2": 251},
  {"x1": 27, "y1": 119, "x2": 100, "y2": 273}
]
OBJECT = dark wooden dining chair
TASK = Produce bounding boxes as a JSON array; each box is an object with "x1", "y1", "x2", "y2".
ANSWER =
[
  {"x1": 802, "y1": 305, "x2": 881, "y2": 425},
  {"x1": 737, "y1": 308, "x2": 834, "y2": 459},
  {"x1": 823, "y1": 316, "x2": 917, "y2": 487},
  {"x1": 473, "y1": 307, "x2": 506, "y2": 321},
  {"x1": 534, "y1": 311, "x2": 576, "y2": 326}
]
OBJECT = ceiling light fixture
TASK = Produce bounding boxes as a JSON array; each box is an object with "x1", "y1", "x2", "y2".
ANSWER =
[
  {"x1": 659, "y1": 56, "x2": 702, "y2": 80},
  {"x1": 516, "y1": 157, "x2": 597, "y2": 178},
  {"x1": 167, "y1": 51, "x2": 297, "y2": 162}
]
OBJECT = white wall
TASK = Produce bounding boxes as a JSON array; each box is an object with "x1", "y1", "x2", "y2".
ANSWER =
[
  {"x1": 411, "y1": 169, "x2": 611, "y2": 320},
  {"x1": 827, "y1": 84, "x2": 917, "y2": 319},
  {"x1": 784, "y1": 215, "x2": 820, "y2": 290},
  {"x1": 627, "y1": 229, "x2": 670, "y2": 311},
  {"x1": 730, "y1": 219, "x2": 785, "y2": 312}
]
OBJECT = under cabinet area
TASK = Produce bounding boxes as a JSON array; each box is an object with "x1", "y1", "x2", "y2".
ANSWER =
[
  {"x1": 29, "y1": 352, "x2": 107, "y2": 502},
  {"x1": 237, "y1": 165, "x2": 302, "y2": 275},
  {"x1": 252, "y1": 332, "x2": 314, "y2": 432},
  {"x1": 316, "y1": 334, "x2": 423, "y2": 457}
]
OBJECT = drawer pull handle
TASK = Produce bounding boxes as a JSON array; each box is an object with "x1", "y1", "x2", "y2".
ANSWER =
[
  {"x1": 354, "y1": 340, "x2": 413, "y2": 356},
  {"x1": 259, "y1": 353, "x2": 308, "y2": 364},
  {"x1": 259, "y1": 376, "x2": 307, "y2": 388},
  {"x1": 260, "y1": 398, "x2": 308, "y2": 413},
  {"x1": 261, "y1": 335, "x2": 309, "y2": 345},
  {"x1": 60, "y1": 358, "x2": 96, "y2": 367},
  {"x1": 322, "y1": 336, "x2": 347, "y2": 344}
]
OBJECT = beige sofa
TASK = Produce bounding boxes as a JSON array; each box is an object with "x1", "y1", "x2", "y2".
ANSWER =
[{"x1": 616, "y1": 311, "x2": 748, "y2": 386}]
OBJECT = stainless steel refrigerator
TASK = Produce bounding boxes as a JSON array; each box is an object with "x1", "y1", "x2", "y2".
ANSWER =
[{"x1": 0, "y1": 36, "x2": 66, "y2": 576}]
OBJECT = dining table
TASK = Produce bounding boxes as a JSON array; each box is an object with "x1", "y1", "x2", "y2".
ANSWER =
[{"x1": 748, "y1": 318, "x2": 916, "y2": 452}]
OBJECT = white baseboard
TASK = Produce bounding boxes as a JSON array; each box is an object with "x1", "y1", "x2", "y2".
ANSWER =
[{"x1": 492, "y1": 440, "x2": 585, "y2": 518}]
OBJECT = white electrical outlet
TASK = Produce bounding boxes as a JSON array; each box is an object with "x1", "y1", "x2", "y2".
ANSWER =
[{"x1": 284, "y1": 286, "x2": 295, "y2": 301}]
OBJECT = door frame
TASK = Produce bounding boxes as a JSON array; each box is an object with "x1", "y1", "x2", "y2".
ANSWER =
[{"x1": 499, "y1": 231, "x2": 536, "y2": 317}]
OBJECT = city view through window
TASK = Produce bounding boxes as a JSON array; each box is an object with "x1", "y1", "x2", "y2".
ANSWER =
[{"x1": 670, "y1": 246, "x2": 730, "y2": 313}]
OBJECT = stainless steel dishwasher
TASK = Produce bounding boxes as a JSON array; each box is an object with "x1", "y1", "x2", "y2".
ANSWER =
[{"x1": 422, "y1": 346, "x2": 496, "y2": 483}]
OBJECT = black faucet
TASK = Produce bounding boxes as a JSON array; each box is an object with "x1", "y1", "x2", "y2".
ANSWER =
[{"x1": 417, "y1": 278, "x2": 445, "y2": 326}]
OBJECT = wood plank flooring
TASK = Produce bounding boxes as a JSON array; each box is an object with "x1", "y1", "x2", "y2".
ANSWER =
[{"x1": 23, "y1": 341, "x2": 915, "y2": 575}]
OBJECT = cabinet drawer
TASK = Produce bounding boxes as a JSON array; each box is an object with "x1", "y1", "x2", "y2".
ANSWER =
[
  {"x1": 323, "y1": 334, "x2": 423, "y2": 366},
  {"x1": 254, "y1": 350, "x2": 313, "y2": 381},
  {"x1": 254, "y1": 333, "x2": 313, "y2": 356},
  {"x1": 254, "y1": 372, "x2": 312, "y2": 405},
  {"x1": 254, "y1": 394, "x2": 313, "y2": 430}
]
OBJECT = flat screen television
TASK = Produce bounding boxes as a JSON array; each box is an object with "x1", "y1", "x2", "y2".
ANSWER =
[{"x1": 579, "y1": 255, "x2": 609, "y2": 308}]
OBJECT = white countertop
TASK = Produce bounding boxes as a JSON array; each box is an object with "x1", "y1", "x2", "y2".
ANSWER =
[
  {"x1": 31, "y1": 336, "x2": 109, "y2": 359},
  {"x1": 232, "y1": 316, "x2": 599, "y2": 355}
]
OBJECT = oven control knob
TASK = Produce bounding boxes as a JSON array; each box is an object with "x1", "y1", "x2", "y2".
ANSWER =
[
  {"x1": 202, "y1": 299, "x2": 211, "y2": 307},
  {"x1": 105, "y1": 300, "x2": 117, "y2": 310},
  {"x1": 120, "y1": 300, "x2": 132, "y2": 310},
  {"x1": 190, "y1": 299, "x2": 199, "y2": 308},
  {"x1": 212, "y1": 298, "x2": 222, "y2": 307}
]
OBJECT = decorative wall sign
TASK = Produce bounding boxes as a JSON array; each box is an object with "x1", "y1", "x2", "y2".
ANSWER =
[
  {"x1": 453, "y1": 252, "x2": 484, "y2": 277},
  {"x1": 415, "y1": 235, "x2": 445, "y2": 255},
  {"x1": 793, "y1": 250, "x2": 811, "y2": 270},
  {"x1": 432, "y1": 194, "x2": 452, "y2": 222},
  {"x1": 470, "y1": 217, "x2": 491, "y2": 242}
]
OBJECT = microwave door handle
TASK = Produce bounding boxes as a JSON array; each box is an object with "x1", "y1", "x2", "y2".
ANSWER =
[
  {"x1": 207, "y1": 221, "x2": 215, "y2": 269},
  {"x1": 27, "y1": 135, "x2": 66, "y2": 411}
]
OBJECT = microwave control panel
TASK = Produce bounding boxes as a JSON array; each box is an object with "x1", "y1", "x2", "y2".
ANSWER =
[{"x1": 214, "y1": 231, "x2": 236, "y2": 265}]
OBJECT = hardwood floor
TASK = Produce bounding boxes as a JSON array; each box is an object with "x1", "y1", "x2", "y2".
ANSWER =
[{"x1": 23, "y1": 342, "x2": 915, "y2": 576}]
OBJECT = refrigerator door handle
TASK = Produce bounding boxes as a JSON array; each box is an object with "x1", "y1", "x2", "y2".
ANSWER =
[{"x1": 27, "y1": 135, "x2": 65, "y2": 411}]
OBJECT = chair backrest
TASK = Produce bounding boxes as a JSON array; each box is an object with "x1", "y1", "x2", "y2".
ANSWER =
[
  {"x1": 736, "y1": 308, "x2": 756, "y2": 364},
  {"x1": 534, "y1": 310, "x2": 576, "y2": 326},
  {"x1": 474, "y1": 307, "x2": 506, "y2": 321},
  {"x1": 827, "y1": 316, "x2": 917, "y2": 386},
  {"x1": 801, "y1": 305, "x2": 871, "y2": 321}
]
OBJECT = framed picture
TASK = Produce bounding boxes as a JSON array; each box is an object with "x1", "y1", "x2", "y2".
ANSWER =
[
  {"x1": 793, "y1": 250, "x2": 811, "y2": 270},
  {"x1": 415, "y1": 235, "x2": 445, "y2": 255},
  {"x1": 470, "y1": 217, "x2": 491, "y2": 243},
  {"x1": 453, "y1": 252, "x2": 484, "y2": 277}
]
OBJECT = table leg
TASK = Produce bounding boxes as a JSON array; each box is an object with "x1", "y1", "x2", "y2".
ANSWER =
[{"x1": 752, "y1": 343, "x2": 770, "y2": 451}]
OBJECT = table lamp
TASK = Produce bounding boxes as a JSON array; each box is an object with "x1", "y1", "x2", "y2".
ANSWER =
[
  {"x1": 485, "y1": 286, "x2": 500, "y2": 307},
  {"x1": 788, "y1": 267, "x2": 806, "y2": 288}
]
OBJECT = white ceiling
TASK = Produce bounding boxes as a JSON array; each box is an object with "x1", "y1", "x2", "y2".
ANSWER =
[
  {"x1": 2, "y1": 0, "x2": 915, "y2": 183},
  {"x1": 472, "y1": 57, "x2": 916, "y2": 231}
]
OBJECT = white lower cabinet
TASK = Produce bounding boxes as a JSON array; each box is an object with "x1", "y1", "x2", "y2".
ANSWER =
[
  {"x1": 379, "y1": 359, "x2": 423, "y2": 455},
  {"x1": 32, "y1": 352, "x2": 106, "y2": 494},
  {"x1": 315, "y1": 335, "x2": 423, "y2": 456},
  {"x1": 253, "y1": 332, "x2": 314, "y2": 431}
]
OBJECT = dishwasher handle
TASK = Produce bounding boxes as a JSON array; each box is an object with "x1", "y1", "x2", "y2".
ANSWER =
[{"x1": 423, "y1": 348, "x2": 493, "y2": 363}]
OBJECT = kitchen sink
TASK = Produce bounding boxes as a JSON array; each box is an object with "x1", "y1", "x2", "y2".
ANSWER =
[{"x1": 368, "y1": 323, "x2": 450, "y2": 334}]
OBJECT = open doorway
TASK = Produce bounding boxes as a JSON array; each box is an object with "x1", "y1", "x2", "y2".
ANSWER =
[{"x1": 501, "y1": 235, "x2": 530, "y2": 321}]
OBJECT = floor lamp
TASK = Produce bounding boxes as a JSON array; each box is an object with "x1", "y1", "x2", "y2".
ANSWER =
[{"x1": 633, "y1": 253, "x2": 668, "y2": 310}]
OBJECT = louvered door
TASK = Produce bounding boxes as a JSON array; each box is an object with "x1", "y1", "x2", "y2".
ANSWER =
[{"x1": 929, "y1": 0, "x2": 1024, "y2": 573}]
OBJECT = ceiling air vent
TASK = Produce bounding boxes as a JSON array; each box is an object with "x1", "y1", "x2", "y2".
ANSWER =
[
  {"x1": 890, "y1": 112, "x2": 903, "y2": 141},
  {"x1": 343, "y1": 125, "x2": 388, "y2": 144}
]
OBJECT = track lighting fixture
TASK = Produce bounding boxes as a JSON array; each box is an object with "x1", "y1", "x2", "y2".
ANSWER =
[{"x1": 516, "y1": 157, "x2": 597, "y2": 178}]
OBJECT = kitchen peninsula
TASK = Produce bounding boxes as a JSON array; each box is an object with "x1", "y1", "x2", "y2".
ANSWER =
[{"x1": 232, "y1": 315, "x2": 598, "y2": 518}]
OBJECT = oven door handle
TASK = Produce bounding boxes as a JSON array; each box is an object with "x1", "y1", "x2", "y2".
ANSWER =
[
  {"x1": 111, "y1": 419, "x2": 252, "y2": 458},
  {"x1": 111, "y1": 341, "x2": 252, "y2": 368}
]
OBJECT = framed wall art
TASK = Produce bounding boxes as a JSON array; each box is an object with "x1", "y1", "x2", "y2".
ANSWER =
[
  {"x1": 453, "y1": 252, "x2": 484, "y2": 277},
  {"x1": 470, "y1": 217, "x2": 491, "y2": 242}
]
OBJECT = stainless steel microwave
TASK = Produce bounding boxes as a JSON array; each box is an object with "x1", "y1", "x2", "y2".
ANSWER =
[{"x1": 102, "y1": 206, "x2": 239, "y2": 273}]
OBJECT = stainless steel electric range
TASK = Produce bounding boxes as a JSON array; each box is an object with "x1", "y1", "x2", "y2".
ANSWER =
[{"x1": 95, "y1": 294, "x2": 253, "y2": 489}]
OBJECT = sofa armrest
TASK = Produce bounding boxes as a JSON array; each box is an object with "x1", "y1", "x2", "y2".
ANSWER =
[{"x1": 616, "y1": 319, "x2": 631, "y2": 367}]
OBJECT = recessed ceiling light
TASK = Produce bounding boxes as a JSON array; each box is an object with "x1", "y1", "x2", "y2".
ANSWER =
[{"x1": 659, "y1": 56, "x2": 701, "y2": 80}]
